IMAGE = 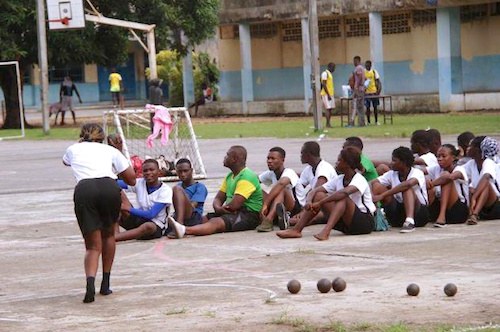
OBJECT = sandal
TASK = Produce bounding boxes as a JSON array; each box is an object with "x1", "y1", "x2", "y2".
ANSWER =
[{"x1": 466, "y1": 214, "x2": 478, "y2": 225}]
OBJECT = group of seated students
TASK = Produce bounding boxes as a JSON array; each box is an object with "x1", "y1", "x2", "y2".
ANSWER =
[{"x1": 112, "y1": 130, "x2": 500, "y2": 242}]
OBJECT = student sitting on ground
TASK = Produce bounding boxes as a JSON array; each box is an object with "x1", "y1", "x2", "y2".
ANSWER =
[
  {"x1": 168, "y1": 146, "x2": 263, "y2": 238},
  {"x1": 411, "y1": 129, "x2": 438, "y2": 169},
  {"x1": 371, "y1": 146, "x2": 430, "y2": 233},
  {"x1": 456, "y1": 131, "x2": 475, "y2": 166},
  {"x1": 115, "y1": 159, "x2": 172, "y2": 242},
  {"x1": 427, "y1": 128, "x2": 442, "y2": 156},
  {"x1": 426, "y1": 144, "x2": 469, "y2": 227},
  {"x1": 291, "y1": 141, "x2": 337, "y2": 226},
  {"x1": 343, "y1": 136, "x2": 378, "y2": 181},
  {"x1": 277, "y1": 147, "x2": 375, "y2": 240},
  {"x1": 256, "y1": 147, "x2": 300, "y2": 232},
  {"x1": 170, "y1": 158, "x2": 208, "y2": 227},
  {"x1": 463, "y1": 136, "x2": 500, "y2": 225}
]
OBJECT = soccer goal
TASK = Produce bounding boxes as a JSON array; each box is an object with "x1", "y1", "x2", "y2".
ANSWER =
[
  {"x1": 103, "y1": 107, "x2": 207, "y2": 181},
  {"x1": 0, "y1": 61, "x2": 25, "y2": 140}
]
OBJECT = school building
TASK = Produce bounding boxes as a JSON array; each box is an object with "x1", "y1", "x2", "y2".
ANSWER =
[
  {"x1": 198, "y1": 0, "x2": 500, "y2": 115},
  {"x1": 13, "y1": 42, "x2": 149, "y2": 108}
]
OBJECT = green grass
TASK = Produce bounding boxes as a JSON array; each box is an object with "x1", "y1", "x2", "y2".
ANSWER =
[
  {"x1": 163, "y1": 307, "x2": 187, "y2": 316},
  {"x1": 1, "y1": 113, "x2": 498, "y2": 140}
]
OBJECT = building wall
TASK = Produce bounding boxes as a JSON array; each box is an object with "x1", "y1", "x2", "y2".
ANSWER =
[{"x1": 216, "y1": 12, "x2": 500, "y2": 102}]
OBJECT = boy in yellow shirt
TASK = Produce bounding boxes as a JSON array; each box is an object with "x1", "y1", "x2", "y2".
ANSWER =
[
  {"x1": 364, "y1": 61, "x2": 381, "y2": 125},
  {"x1": 108, "y1": 68, "x2": 123, "y2": 108},
  {"x1": 320, "y1": 62, "x2": 335, "y2": 128}
]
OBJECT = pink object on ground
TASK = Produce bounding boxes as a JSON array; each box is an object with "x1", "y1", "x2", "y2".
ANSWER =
[{"x1": 145, "y1": 104, "x2": 173, "y2": 148}]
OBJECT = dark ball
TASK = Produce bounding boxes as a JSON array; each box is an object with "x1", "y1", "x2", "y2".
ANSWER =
[
  {"x1": 332, "y1": 277, "x2": 346, "y2": 292},
  {"x1": 287, "y1": 280, "x2": 301, "y2": 294},
  {"x1": 317, "y1": 278, "x2": 331, "y2": 293},
  {"x1": 444, "y1": 283, "x2": 457, "y2": 297},
  {"x1": 407, "y1": 283, "x2": 420, "y2": 296}
]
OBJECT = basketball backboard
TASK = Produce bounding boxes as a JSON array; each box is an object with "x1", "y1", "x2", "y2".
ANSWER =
[{"x1": 47, "y1": 0, "x2": 85, "y2": 30}]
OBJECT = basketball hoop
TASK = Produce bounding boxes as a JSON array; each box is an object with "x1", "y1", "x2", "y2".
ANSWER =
[{"x1": 46, "y1": 17, "x2": 70, "y2": 25}]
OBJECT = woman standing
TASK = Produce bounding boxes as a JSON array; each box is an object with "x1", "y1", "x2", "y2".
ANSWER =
[{"x1": 63, "y1": 123, "x2": 136, "y2": 303}]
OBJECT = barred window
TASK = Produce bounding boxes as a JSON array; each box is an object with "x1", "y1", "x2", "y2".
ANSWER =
[
  {"x1": 319, "y1": 18, "x2": 341, "y2": 39},
  {"x1": 282, "y1": 21, "x2": 302, "y2": 42},
  {"x1": 382, "y1": 12, "x2": 411, "y2": 34},
  {"x1": 412, "y1": 9, "x2": 436, "y2": 26},
  {"x1": 345, "y1": 16, "x2": 369, "y2": 37},
  {"x1": 490, "y1": 2, "x2": 500, "y2": 16},
  {"x1": 460, "y1": 4, "x2": 488, "y2": 22},
  {"x1": 220, "y1": 25, "x2": 238, "y2": 39},
  {"x1": 250, "y1": 23, "x2": 278, "y2": 39},
  {"x1": 49, "y1": 64, "x2": 84, "y2": 83}
]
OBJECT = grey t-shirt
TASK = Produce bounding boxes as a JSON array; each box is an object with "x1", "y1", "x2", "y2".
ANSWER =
[{"x1": 149, "y1": 86, "x2": 163, "y2": 105}]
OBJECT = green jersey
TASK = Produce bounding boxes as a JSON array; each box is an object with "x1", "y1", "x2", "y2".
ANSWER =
[
  {"x1": 361, "y1": 154, "x2": 378, "y2": 182},
  {"x1": 220, "y1": 167, "x2": 263, "y2": 212}
]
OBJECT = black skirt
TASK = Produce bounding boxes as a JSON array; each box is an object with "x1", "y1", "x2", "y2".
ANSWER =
[{"x1": 73, "y1": 177, "x2": 121, "y2": 235}]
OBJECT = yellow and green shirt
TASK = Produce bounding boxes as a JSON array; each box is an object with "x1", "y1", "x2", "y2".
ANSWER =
[
  {"x1": 109, "y1": 73, "x2": 122, "y2": 92},
  {"x1": 320, "y1": 70, "x2": 334, "y2": 97},
  {"x1": 219, "y1": 167, "x2": 263, "y2": 212},
  {"x1": 364, "y1": 69, "x2": 379, "y2": 94}
]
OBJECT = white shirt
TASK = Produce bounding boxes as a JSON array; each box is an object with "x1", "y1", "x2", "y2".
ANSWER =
[
  {"x1": 323, "y1": 173, "x2": 376, "y2": 215},
  {"x1": 463, "y1": 158, "x2": 500, "y2": 198},
  {"x1": 377, "y1": 167, "x2": 428, "y2": 205},
  {"x1": 297, "y1": 160, "x2": 338, "y2": 206},
  {"x1": 259, "y1": 168, "x2": 299, "y2": 189},
  {"x1": 126, "y1": 178, "x2": 173, "y2": 230},
  {"x1": 63, "y1": 142, "x2": 130, "y2": 183},
  {"x1": 420, "y1": 152, "x2": 439, "y2": 168},
  {"x1": 427, "y1": 165, "x2": 469, "y2": 205}
]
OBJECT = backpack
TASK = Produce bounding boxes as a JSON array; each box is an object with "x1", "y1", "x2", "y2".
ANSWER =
[{"x1": 373, "y1": 208, "x2": 390, "y2": 231}]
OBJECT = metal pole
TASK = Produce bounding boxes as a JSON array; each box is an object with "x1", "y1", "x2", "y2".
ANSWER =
[
  {"x1": 146, "y1": 30, "x2": 157, "y2": 79},
  {"x1": 309, "y1": 0, "x2": 323, "y2": 131},
  {"x1": 36, "y1": 0, "x2": 50, "y2": 134}
]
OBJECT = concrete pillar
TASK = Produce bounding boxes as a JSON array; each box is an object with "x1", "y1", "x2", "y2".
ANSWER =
[
  {"x1": 239, "y1": 23, "x2": 254, "y2": 115},
  {"x1": 182, "y1": 48, "x2": 195, "y2": 107},
  {"x1": 437, "y1": 7, "x2": 463, "y2": 112},
  {"x1": 301, "y1": 17, "x2": 312, "y2": 114},
  {"x1": 369, "y1": 12, "x2": 385, "y2": 89}
]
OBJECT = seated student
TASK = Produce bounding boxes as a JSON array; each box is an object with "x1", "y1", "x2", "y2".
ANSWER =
[
  {"x1": 277, "y1": 147, "x2": 375, "y2": 240},
  {"x1": 115, "y1": 159, "x2": 172, "y2": 242},
  {"x1": 343, "y1": 136, "x2": 378, "y2": 181},
  {"x1": 170, "y1": 158, "x2": 208, "y2": 226},
  {"x1": 291, "y1": 141, "x2": 338, "y2": 225},
  {"x1": 463, "y1": 136, "x2": 500, "y2": 225},
  {"x1": 426, "y1": 144, "x2": 469, "y2": 227},
  {"x1": 256, "y1": 147, "x2": 299, "y2": 232},
  {"x1": 371, "y1": 146, "x2": 430, "y2": 233},
  {"x1": 456, "y1": 131, "x2": 475, "y2": 166},
  {"x1": 411, "y1": 129, "x2": 438, "y2": 169},
  {"x1": 426, "y1": 128, "x2": 442, "y2": 156},
  {"x1": 168, "y1": 146, "x2": 263, "y2": 238}
]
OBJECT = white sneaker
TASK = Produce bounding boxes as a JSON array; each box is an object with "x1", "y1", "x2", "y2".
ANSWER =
[{"x1": 168, "y1": 216, "x2": 186, "y2": 239}]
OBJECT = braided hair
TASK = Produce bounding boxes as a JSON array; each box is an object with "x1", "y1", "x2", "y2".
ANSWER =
[{"x1": 79, "y1": 123, "x2": 105, "y2": 143}]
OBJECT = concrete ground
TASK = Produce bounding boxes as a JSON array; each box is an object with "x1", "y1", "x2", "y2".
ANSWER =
[{"x1": 0, "y1": 137, "x2": 499, "y2": 331}]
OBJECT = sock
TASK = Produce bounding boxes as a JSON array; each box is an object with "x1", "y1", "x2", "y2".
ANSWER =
[
  {"x1": 100, "y1": 272, "x2": 112, "y2": 295},
  {"x1": 405, "y1": 217, "x2": 415, "y2": 225},
  {"x1": 83, "y1": 277, "x2": 95, "y2": 303}
]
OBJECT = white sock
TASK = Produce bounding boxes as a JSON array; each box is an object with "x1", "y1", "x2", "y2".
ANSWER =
[{"x1": 405, "y1": 217, "x2": 415, "y2": 225}]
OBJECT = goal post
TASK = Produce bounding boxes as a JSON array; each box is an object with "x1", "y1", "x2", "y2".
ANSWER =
[
  {"x1": 0, "y1": 61, "x2": 25, "y2": 140},
  {"x1": 103, "y1": 107, "x2": 207, "y2": 181}
]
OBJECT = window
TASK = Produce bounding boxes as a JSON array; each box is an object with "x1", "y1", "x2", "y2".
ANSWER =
[
  {"x1": 282, "y1": 21, "x2": 302, "y2": 42},
  {"x1": 220, "y1": 25, "x2": 238, "y2": 39},
  {"x1": 345, "y1": 16, "x2": 369, "y2": 37},
  {"x1": 382, "y1": 12, "x2": 411, "y2": 34},
  {"x1": 23, "y1": 69, "x2": 31, "y2": 84},
  {"x1": 490, "y1": 2, "x2": 500, "y2": 16},
  {"x1": 250, "y1": 23, "x2": 278, "y2": 39},
  {"x1": 49, "y1": 64, "x2": 84, "y2": 83},
  {"x1": 412, "y1": 9, "x2": 436, "y2": 26},
  {"x1": 319, "y1": 18, "x2": 341, "y2": 39},
  {"x1": 460, "y1": 4, "x2": 488, "y2": 22}
]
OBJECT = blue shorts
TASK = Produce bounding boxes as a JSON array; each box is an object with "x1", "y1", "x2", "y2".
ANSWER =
[{"x1": 365, "y1": 95, "x2": 380, "y2": 108}]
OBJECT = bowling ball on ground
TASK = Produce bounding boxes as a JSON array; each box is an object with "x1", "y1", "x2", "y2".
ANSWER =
[
  {"x1": 444, "y1": 283, "x2": 457, "y2": 297},
  {"x1": 287, "y1": 279, "x2": 301, "y2": 294},
  {"x1": 332, "y1": 277, "x2": 346, "y2": 292},
  {"x1": 317, "y1": 278, "x2": 331, "y2": 293},
  {"x1": 407, "y1": 283, "x2": 420, "y2": 296}
]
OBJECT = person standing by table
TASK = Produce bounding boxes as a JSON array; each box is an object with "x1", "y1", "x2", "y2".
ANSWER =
[
  {"x1": 352, "y1": 56, "x2": 366, "y2": 127},
  {"x1": 364, "y1": 60, "x2": 381, "y2": 125}
]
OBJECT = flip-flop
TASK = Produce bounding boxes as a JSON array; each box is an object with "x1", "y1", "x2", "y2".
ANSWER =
[{"x1": 466, "y1": 214, "x2": 478, "y2": 225}]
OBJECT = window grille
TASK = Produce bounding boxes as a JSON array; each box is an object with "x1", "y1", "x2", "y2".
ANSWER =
[
  {"x1": 250, "y1": 23, "x2": 278, "y2": 38},
  {"x1": 490, "y1": 2, "x2": 500, "y2": 16},
  {"x1": 49, "y1": 65, "x2": 84, "y2": 83},
  {"x1": 412, "y1": 9, "x2": 436, "y2": 26},
  {"x1": 219, "y1": 25, "x2": 238, "y2": 39},
  {"x1": 382, "y1": 12, "x2": 411, "y2": 34},
  {"x1": 345, "y1": 16, "x2": 369, "y2": 37},
  {"x1": 319, "y1": 18, "x2": 341, "y2": 39},
  {"x1": 282, "y1": 21, "x2": 302, "y2": 42},
  {"x1": 460, "y1": 4, "x2": 488, "y2": 22}
]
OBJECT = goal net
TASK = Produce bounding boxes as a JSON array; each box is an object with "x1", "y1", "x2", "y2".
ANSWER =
[
  {"x1": 103, "y1": 107, "x2": 207, "y2": 181},
  {"x1": 0, "y1": 61, "x2": 25, "y2": 140}
]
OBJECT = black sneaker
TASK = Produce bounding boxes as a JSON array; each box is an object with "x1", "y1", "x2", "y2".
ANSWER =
[
  {"x1": 400, "y1": 221, "x2": 415, "y2": 233},
  {"x1": 276, "y1": 203, "x2": 289, "y2": 230}
]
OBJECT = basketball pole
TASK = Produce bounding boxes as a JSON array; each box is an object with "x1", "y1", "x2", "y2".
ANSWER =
[
  {"x1": 308, "y1": 0, "x2": 323, "y2": 132},
  {"x1": 36, "y1": 0, "x2": 50, "y2": 134}
]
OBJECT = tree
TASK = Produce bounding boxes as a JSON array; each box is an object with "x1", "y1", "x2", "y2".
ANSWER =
[{"x1": 0, "y1": 0, "x2": 220, "y2": 129}]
